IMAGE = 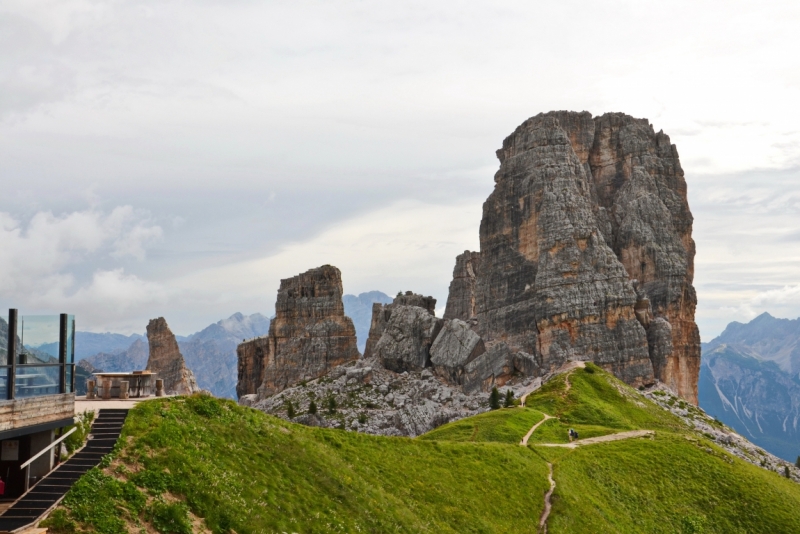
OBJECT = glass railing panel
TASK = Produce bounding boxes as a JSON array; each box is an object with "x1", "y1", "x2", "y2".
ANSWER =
[
  {"x1": 67, "y1": 315, "x2": 75, "y2": 365},
  {"x1": 0, "y1": 315, "x2": 8, "y2": 366},
  {"x1": 19, "y1": 315, "x2": 60, "y2": 365},
  {"x1": 66, "y1": 364, "x2": 74, "y2": 394},
  {"x1": 0, "y1": 367, "x2": 7, "y2": 399},
  {"x1": 15, "y1": 364, "x2": 60, "y2": 398}
]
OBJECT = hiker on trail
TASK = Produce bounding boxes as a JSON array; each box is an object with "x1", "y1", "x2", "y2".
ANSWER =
[{"x1": 568, "y1": 428, "x2": 575, "y2": 442}]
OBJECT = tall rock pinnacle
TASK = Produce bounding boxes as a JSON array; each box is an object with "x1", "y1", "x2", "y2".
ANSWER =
[
  {"x1": 444, "y1": 111, "x2": 700, "y2": 403},
  {"x1": 237, "y1": 265, "x2": 360, "y2": 399},
  {"x1": 146, "y1": 317, "x2": 200, "y2": 395}
]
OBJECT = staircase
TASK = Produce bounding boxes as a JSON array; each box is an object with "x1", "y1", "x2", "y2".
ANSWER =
[{"x1": 0, "y1": 409, "x2": 128, "y2": 533}]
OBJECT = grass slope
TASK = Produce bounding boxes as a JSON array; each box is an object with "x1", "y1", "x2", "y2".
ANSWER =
[
  {"x1": 44, "y1": 395, "x2": 549, "y2": 534},
  {"x1": 45, "y1": 362, "x2": 800, "y2": 533},
  {"x1": 420, "y1": 406, "x2": 544, "y2": 443},
  {"x1": 520, "y1": 363, "x2": 800, "y2": 533}
]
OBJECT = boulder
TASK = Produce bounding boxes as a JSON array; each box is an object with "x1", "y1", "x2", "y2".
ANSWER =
[
  {"x1": 430, "y1": 319, "x2": 485, "y2": 383},
  {"x1": 374, "y1": 306, "x2": 442, "y2": 373}
]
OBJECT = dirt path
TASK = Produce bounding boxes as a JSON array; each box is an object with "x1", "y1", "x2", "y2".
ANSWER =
[
  {"x1": 563, "y1": 361, "x2": 586, "y2": 393},
  {"x1": 521, "y1": 413, "x2": 555, "y2": 446},
  {"x1": 539, "y1": 462, "x2": 555, "y2": 533},
  {"x1": 538, "y1": 429, "x2": 654, "y2": 449}
]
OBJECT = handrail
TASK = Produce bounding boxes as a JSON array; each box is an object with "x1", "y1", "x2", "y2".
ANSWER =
[{"x1": 20, "y1": 426, "x2": 77, "y2": 469}]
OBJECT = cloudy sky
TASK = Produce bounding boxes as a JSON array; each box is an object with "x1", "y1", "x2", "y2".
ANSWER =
[{"x1": 1, "y1": 0, "x2": 799, "y2": 339}]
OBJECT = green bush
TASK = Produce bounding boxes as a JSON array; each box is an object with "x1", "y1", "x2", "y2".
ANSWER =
[
  {"x1": 286, "y1": 400, "x2": 295, "y2": 418},
  {"x1": 358, "y1": 413, "x2": 368, "y2": 425},
  {"x1": 308, "y1": 400, "x2": 317, "y2": 415},
  {"x1": 146, "y1": 500, "x2": 193, "y2": 534},
  {"x1": 186, "y1": 395, "x2": 222, "y2": 418},
  {"x1": 63, "y1": 410, "x2": 95, "y2": 456},
  {"x1": 41, "y1": 508, "x2": 77, "y2": 533},
  {"x1": 131, "y1": 469, "x2": 172, "y2": 495},
  {"x1": 327, "y1": 396, "x2": 337, "y2": 414}
]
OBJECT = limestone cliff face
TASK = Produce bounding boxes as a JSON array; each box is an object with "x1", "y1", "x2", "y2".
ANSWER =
[
  {"x1": 237, "y1": 265, "x2": 360, "y2": 399},
  {"x1": 146, "y1": 317, "x2": 199, "y2": 395},
  {"x1": 447, "y1": 111, "x2": 699, "y2": 402}
]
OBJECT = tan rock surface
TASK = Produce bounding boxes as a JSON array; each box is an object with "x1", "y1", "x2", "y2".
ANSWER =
[
  {"x1": 237, "y1": 265, "x2": 360, "y2": 399},
  {"x1": 146, "y1": 317, "x2": 199, "y2": 395}
]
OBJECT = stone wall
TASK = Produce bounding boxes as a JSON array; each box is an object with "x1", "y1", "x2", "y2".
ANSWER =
[{"x1": 0, "y1": 394, "x2": 75, "y2": 433}]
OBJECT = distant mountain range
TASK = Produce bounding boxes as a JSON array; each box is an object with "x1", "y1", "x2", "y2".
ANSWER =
[
  {"x1": 76, "y1": 291, "x2": 393, "y2": 398},
  {"x1": 699, "y1": 312, "x2": 800, "y2": 462},
  {"x1": 342, "y1": 291, "x2": 393, "y2": 352}
]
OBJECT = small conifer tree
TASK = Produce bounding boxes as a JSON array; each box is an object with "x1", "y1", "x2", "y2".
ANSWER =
[
  {"x1": 785, "y1": 466, "x2": 791, "y2": 479},
  {"x1": 504, "y1": 389, "x2": 514, "y2": 408},
  {"x1": 286, "y1": 400, "x2": 295, "y2": 419},
  {"x1": 308, "y1": 400, "x2": 317, "y2": 415},
  {"x1": 327, "y1": 396, "x2": 337, "y2": 414},
  {"x1": 796, "y1": 456, "x2": 800, "y2": 469},
  {"x1": 489, "y1": 387, "x2": 501, "y2": 410}
]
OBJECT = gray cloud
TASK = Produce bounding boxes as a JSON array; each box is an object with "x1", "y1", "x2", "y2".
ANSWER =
[{"x1": 1, "y1": 0, "x2": 799, "y2": 337}]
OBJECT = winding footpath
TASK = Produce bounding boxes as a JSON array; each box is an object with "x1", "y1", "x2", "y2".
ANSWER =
[
  {"x1": 538, "y1": 463, "x2": 556, "y2": 534},
  {"x1": 538, "y1": 429, "x2": 654, "y2": 449},
  {"x1": 520, "y1": 362, "x2": 654, "y2": 533},
  {"x1": 520, "y1": 414, "x2": 555, "y2": 446}
]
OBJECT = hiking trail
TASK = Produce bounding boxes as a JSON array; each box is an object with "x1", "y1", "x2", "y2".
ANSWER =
[
  {"x1": 521, "y1": 413, "x2": 555, "y2": 446},
  {"x1": 538, "y1": 429, "x2": 654, "y2": 448},
  {"x1": 539, "y1": 462, "x2": 555, "y2": 533}
]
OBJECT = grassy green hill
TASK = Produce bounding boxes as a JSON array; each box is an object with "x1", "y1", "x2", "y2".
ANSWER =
[{"x1": 44, "y1": 363, "x2": 800, "y2": 533}]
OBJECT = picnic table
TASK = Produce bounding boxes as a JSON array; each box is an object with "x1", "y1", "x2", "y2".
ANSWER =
[{"x1": 94, "y1": 371, "x2": 155, "y2": 398}]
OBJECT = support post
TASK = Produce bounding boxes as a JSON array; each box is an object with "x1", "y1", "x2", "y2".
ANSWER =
[
  {"x1": 59, "y1": 314, "x2": 68, "y2": 394},
  {"x1": 8, "y1": 309, "x2": 17, "y2": 400}
]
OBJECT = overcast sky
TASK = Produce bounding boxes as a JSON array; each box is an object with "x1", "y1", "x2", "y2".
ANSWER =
[{"x1": 1, "y1": 0, "x2": 799, "y2": 339}]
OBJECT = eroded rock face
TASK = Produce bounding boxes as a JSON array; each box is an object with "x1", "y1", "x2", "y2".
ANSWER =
[
  {"x1": 237, "y1": 265, "x2": 360, "y2": 399},
  {"x1": 443, "y1": 251, "x2": 481, "y2": 322},
  {"x1": 447, "y1": 111, "x2": 699, "y2": 402},
  {"x1": 429, "y1": 319, "x2": 485, "y2": 385},
  {"x1": 374, "y1": 306, "x2": 442, "y2": 373},
  {"x1": 146, "y1": 317, "x2": 199, "y2": 395},
  {"x1": 363, "y1": 291, "x2": 438, "y2": 359}
]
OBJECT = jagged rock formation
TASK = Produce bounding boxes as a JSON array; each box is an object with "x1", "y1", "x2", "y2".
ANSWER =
[
  {"x1": 443, "y1": 251, "x2": 481, "y2": 322},
  {"x1": 363, "y1": 291, "x2": 438, "y2": 359},
  {"x1": 373, "y1": 305, "x2": 442, "y2": 372},
  {"x1": 429, "y1": 319, "x2": 485, "y2": 385},
  {"x1": 242, "y1": 357, "x2": 512, "y2": 437},
  {"x1": 146, "y1": 317, "x2": 199, "y2": 395},
  {"x1": 237, "y1": 265, "x2": 360, "y2": 399},
  {"x1": 444, "y1": 111, "x2": 699, "y2": 403}
]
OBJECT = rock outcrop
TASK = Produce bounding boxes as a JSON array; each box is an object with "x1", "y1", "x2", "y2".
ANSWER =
[
  {"x1": 429, "y1": 319, "x2": 485, "y2": 385},
  {"x1": 363, "y1": 291, "x2": 438, "y2": 359},
  {"x1": 444, "y1": 111, "x2": 700, "y2": 403},
  {"x1": 373, "y1": 305, "x2": 442, "y2": 372},
  {"x1": 244, "y1": 357, "x2": 517, "y2": 437},
  {"x1": 443, "y1": 251, "x2": 481, "y2": 322},
  {"x1": 237, "y1": 265, "x2": 360, "y2": 399},
  {"x1": 146, "y1": 317, "x2": 199, "y2": 395}
]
